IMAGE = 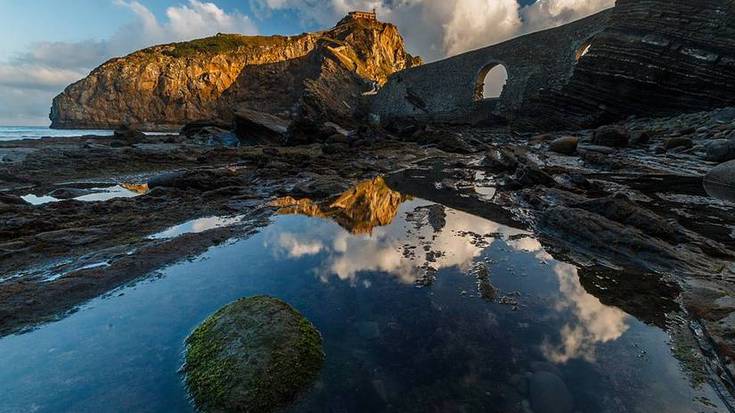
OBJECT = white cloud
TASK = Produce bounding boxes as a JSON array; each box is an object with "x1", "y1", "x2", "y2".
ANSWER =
[
  {"x1": 1, "y1": 0, "x2": 258, "y2": 126},
  {"x1": 250, "y1": 0, "x2": 613, "y2": 61},
  {"x1": 541, "y1": 263, "x2": 629, "y2": 364}
]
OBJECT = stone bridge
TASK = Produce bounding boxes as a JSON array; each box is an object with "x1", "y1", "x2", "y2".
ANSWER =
[
  {"x1": 373, "y1": 0, "x2": 735, "y2": 129},
  {"x1": 371, "y1": 10, "x2": 612, "y2": 124}
]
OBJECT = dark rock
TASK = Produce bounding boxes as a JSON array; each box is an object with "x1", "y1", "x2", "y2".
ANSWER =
[
  {"x1": 665, "y1": 137, "x2": 693, "y2": 150},
  {"x1": 182, "y1": 123, "x2": 239, "y2": 147},
  {"x1": 291, "y1": 175, "x2": 350, "y2": 199},
  {"x1": 113, "y1": 126, "x2": 146, "y2": 143},
  {"x1": 481, "y1": 148, "x2": 519, "y2": 173},
  {"x1": 234, "y1": 108, "x2": 290, "y2": 146},
  {"x1": 529, "y1": 371, "x2": 573, "y2": 413},
  {"x1": 147, "y1": 172, "x2": 186, "y2": 189},
  {"x1": 321, "y1": 143, "x2": 349, "y2": 155},
  {"x1": 511, "y1": 165, "x2": 556, "y2": 188},
  {"x1": 549, "y1": 136, "x2": 579, "y2": 155},
  {"x1": 705, "y1": 160, "x2": 735, "y2": 202},
  {"x1": 591, "y1": 125, "x2": 629, "y2": 148},
  {"x1": 539, "y1": 206, "x2": 718, "y2": 274},
  {"x1": 572, "y1": 194, "x2": 678, "y2": 241},
  {"x1": 184, "y1": 296, "x2": 324, "y2": 413},
  {"x1": 419, "y1": 130, "x2": 476, "y2": 154},
  {"x1": 630, "y1": 131, "x2": 652, "y2": 145},
  {"x1": 705, "y1": 139, "x2": 735, "y2": 163},
  {"x1": 0, "y1": 193, "x2": 29, "y2": 206},
  {"x1": 577, "y1": 144, "x2": 616, "y2": 155},
  {"x1": 147, "y1": 170, "x2": 239, "y2": 191}
]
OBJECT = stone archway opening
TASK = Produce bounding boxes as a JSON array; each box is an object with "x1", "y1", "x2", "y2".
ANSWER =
[{"x1": 475, "y1": 64, "x2": 508, "y2": 101}]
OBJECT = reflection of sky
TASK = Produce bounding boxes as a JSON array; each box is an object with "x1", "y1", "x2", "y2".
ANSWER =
[
  {"x1": 542, "y1": 263, "x2": 629, "y2": 363},
  {"x1": 149, "y1": 215, "x2": 245, "y2": 240},
  {"x1": 266, "y1": 200, "x2": 528, "y2": 284},
  {"x1": 265, "y1": 198, "x2": 631, "y2": 365},
  {"x1": 22, "y1": 184, "x2": 144, "y2": 205}
]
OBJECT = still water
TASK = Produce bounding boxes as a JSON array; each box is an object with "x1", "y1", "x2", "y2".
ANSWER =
[{"x1": 0, "y1": 181, "x2": 727, "y2": 412}]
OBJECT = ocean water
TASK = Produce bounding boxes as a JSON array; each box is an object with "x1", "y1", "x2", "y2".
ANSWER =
[{"x1": 0, "y1": 126, "x2": 114, "y2": 141}]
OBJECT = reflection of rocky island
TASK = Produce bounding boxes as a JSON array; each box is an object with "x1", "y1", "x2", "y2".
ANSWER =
[{"x1": 272, "y1": 177, "x2": 411, "y2": 234}]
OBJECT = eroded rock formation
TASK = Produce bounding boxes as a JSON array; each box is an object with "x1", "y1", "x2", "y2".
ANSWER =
[
  {"x1": 528, "y1": 0, "x2": 735, "y2": 129},
  {"x1": 50, "y1": 14, "x2": 420, "y2": 130}
]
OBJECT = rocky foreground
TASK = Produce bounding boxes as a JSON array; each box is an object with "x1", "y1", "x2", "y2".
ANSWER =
[{"x1": 3, "y1": 105, "x2": 735, "y2": 397}]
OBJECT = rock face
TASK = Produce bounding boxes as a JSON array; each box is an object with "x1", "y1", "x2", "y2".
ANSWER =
[
  {"x1": 529, "y1": 0, "x2": 735, "y2": 129},
  {"x1": 50, "y1": 14, "x2": 420, "y2": 130},
  {"x1": 184, "y1": 296, "x2": 324, "y2": 413}
]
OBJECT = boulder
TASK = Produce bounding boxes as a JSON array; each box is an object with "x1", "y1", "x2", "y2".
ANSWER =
[
  {"x1": 664, "y1": 137, "x2": 693, "y2": 150},
  {"x1": 113, "y1": 126, "x2": 146, "y2": 143},
  {"x1": 705, "y1": 160, "x2": 735, "y2": 202},
  {"x1": 705, "y1": 139, "x2": 735, "y2": 163},
  {"x1": 234, "y1": 109, "x2": 291, "y2": 146},
  {"x1": 185, "y1": 296, "x2": 324, "y2": 413},
  {"x1": 549, "y1": 136, "x2": 579, "y2": 155},
  {"x1": 591, "y1": 125, "x2": 629, "y2": 148}
]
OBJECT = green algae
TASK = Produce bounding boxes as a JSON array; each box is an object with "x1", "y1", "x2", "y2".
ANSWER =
[{"x1": 184, "y1": 296, "x2": 324, "y2": 412}]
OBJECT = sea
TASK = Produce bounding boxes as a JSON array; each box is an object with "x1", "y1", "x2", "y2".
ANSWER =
[{"x1": 0, "y1": 126, "x2": 117, "y2": 141}]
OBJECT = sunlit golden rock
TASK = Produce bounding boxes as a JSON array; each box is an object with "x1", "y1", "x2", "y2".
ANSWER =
[
  {"x1": 120, "y1": 183, "x2": 149, "y2": 194},
  {"x1": 271, "y1": 177, "x2": 410, "y2": 234}
]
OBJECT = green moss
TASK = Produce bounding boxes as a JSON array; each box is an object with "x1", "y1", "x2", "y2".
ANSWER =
[
  {"x1": 184, "y1": 295, "x2": 324, "y2": 412},
  {"x1": 159, "y1": 34, "x2": 306, "y2": 58}
]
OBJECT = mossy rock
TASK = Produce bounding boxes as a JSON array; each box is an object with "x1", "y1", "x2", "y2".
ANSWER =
[{"x1": 184, "y1": 296, "x2": 324, "y2": 413}]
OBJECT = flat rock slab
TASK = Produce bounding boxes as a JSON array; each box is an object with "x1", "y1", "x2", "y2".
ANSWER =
[{"x1": 184, "y1": 295, "x2": 324, "y2": 413}]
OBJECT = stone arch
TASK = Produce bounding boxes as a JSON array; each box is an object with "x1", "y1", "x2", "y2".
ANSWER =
[{"x1": 475, "y1": 63, "x2": 508, "y2": 101}]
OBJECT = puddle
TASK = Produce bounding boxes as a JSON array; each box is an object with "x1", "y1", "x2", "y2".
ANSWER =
[
  {"x1": 148, "y1": 215, "x2": 246, "y2": 240},
  {"x1": 21, "y1": 183, "x2": 147, "y2": 205},
  {"x1": 0, "y1": 179, "x2": 729, "y2": 412}
]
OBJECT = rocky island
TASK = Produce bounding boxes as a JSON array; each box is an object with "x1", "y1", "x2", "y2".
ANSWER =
[{"x1": 3, "y1": 2, "x2": 735, "y2": 412}]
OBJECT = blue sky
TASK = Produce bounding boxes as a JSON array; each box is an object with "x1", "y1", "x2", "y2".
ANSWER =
[{"x1": 0, "y1": 0, "x2": 613, "y2": 125}]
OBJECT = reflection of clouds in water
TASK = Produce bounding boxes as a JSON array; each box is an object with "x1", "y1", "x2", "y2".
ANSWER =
[
  {"x1": 269, "y1": 202, "x2": 531, "y2": 285},
  {"x1": 507, "y1": 236, "x2": 543, "y2": 253},
  {"x1": 276, "y1": 233, "x2": 325, "y2": 258},
  {"x1": 542, "y1": 263, "x2": 629, "y2": 363},
  {"x1": 191, "y1": 216, "x2": 242, "y2": 233}
]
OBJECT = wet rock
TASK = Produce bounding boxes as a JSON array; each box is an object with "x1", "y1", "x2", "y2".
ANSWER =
[
  {"x1": 704, "y1": 160, "x2": 735, "y2": 202},
  {"x1": 147, "y1": 170, "x2": 239, "y2": 191},
  {"x1": 577, "y1": 144, "x2": 616, "y2": 155},
  {"x1": 572, "y1": 194, "x2": 678, "y2": 241},
  {"x1": 538, "y1": 206, "x2": 717, "y2": 274},
  {"x1": 291, "y1": 175, "x2": 350, "y2": 199},
  {"x1": 0, "y1": 193, "x2": 29, "y2": 206},
  {"x1": 233, "y1": 108, "x2": 290, "y2": 146},
  {"x1": 147, "y1": 172, "x2": 186, "y2": 189},
  {"x1": 481, "y1": 148, "x2": 519, "y2": 173},
  {"x1": 705, "y1": 139, "x2": 735, "y2": 163},
  {"x1": 630, "y1": 130, "x2": 652, "y2": 145},
  {"x1": 591, "y1": 125, "x2": 629, "y2": 148},
  {"x1": 113, "y1": 126, "x2": 146, "y2": 144},
  {"x1": 529, "y1": 371, "x2": 573, "y2": 413},
  {"x1": 548, "y1": 136, "x2": 579, "y2": 155},
  {"x1": 184, "y1": 296, "x2": 324, "y2": 413},
  {"x1": 321, "y1": 142, "x2": 349, "y2": 155},
  {"x1": 705, "y1": 160, "x2": 735, "y2": 188},
  {"x1": 510, "y1": 164, "x2": 556, "y2": 188},
  {"x1": 419, "y1": 130, "x2": 477, "y2": 154},
  {"x1": 184, "y1": 125, "x2": 239, "y2": 147},
  {"x1": 665, "y1": 137, "x2": 693, "y2": 150}
]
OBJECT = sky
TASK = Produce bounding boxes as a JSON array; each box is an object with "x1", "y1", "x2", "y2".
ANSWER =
[{"x1": 0, "y1": 0, "x2": 614, "y2": 126}]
